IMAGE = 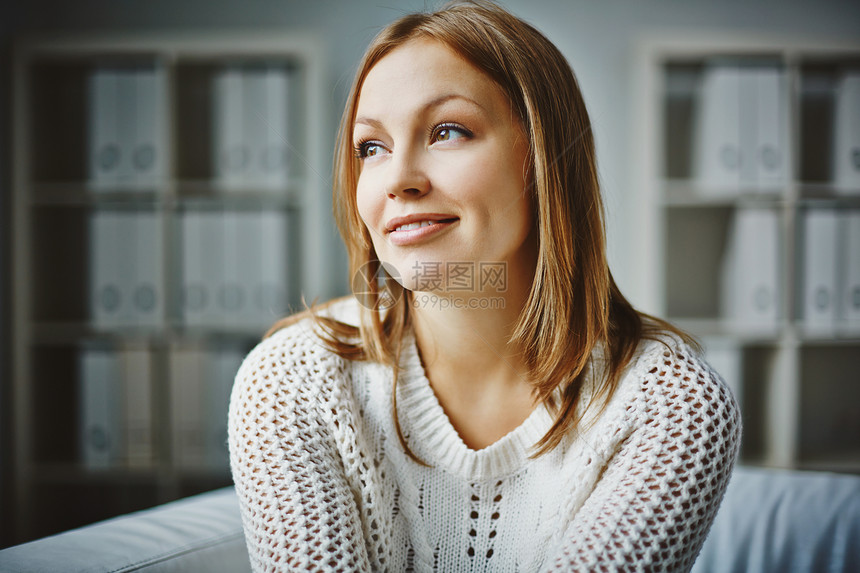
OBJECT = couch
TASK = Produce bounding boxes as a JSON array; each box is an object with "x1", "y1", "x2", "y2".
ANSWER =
[{"x1": 1, "y1": 465, "x2": 858, "y2": 572}]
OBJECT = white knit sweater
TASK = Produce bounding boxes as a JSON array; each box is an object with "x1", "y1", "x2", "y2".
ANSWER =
[{"x1": 228, "y1": 301, "x2": 741, "y2": 572}]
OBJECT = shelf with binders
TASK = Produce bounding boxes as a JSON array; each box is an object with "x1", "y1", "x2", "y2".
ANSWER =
[
  {"x1": 171, "y1": 202, "x2": 300, "y2": 336},
  {"x1": 174, "y1": 58, "x2": 304, "y2": 198},
  {"x1": 28, "y1": 335, "x2": 251, "y2": 478},
  {"x1": 29, "y1": 202, "x2": 170, "y2": 337},
  {"x1": 661, "y1": 57, "x2": 791, "y2": 203},
  {"x1": 10, "y1": 32, "x2": 328, "y2": 545},
  {"x1": 663, "y1": 203, "x2": 786, "y2": 339},
  {"x1": 655, "y1": 46, "x2": 860, "y2": 474},
  {"x1": 28, "y1": 338, "x2": 163, "y2": 474},
  {"x1": 663, "y1": 55, "x2": 860, "y2": 205},
  {"x1": 29, "y1": 200, "x2": 298, "y2": 339},
  {"x1": 665, "y1": 201, "x2": 860, "y2": 341},
  {"x1": 792, "y1": 61, "x2": 860, "y2": 340},
  {"x1": 794, "y1": 205, "x2": 860, "y2": 339},
  {"x1": 661, "y1": 57, "x2": 793, "y2": 338},
  {"x1": 798, "y1": 57, "x2": 860, "y2": 198},
  {"x1": 27, "y1": 56, "x2": 169, "y2": 194}
]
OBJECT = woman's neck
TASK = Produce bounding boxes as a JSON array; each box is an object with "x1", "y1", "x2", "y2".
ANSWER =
[
  {"x1": 409, "y1": 262, "x2": 539, "y2": 449},
  {"x1": 411, "y1": 295, "x2": 525, "y2": 385}
]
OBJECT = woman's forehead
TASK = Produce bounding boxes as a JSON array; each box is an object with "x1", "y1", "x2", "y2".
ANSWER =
[{"x1": 355, "y1": 38, "x2": 507, "y2": 122}]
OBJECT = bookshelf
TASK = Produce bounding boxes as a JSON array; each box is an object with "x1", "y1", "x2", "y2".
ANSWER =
[
  {"x1": 10, "y1": 32, "x2": 328, "y2": 543},
  {"x1": 633, "y1": 36, "x2": 860, "y2": 475}
]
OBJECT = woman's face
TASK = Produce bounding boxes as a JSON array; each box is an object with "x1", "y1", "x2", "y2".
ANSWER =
[{"x1": 353, "y1": 38, "x2": 535, "y2": 296}]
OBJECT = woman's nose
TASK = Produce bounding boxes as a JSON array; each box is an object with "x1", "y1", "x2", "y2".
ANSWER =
[{"x1": 385, "y1": 148, "x2": 430, "y2": 200}]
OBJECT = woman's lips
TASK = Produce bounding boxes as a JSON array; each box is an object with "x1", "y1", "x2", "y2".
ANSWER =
[{"x1": 386, "y1": 215, "x2": 459, "y2": 246}]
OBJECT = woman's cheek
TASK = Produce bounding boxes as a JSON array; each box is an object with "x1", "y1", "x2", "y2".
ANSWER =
[
  {"x1": 355, "y1": 180, "x2": 377, "y2": 230},
  {"x1": 355, "y1": 182, "x2": 387, "y2": 256}
]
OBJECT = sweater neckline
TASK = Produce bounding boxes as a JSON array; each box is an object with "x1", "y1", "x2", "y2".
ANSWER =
[{"x1": 395, "y1": 332, "x2": 555, "y2": 481}]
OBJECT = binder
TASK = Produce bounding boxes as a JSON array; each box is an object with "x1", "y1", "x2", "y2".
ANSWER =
[
  {"x1": 694, "y1": 65, "x2": 743, "y2": 194},
  {"x1": 180, "y1": 212, "x2": 205, "y2": 326},
  {"x1": 219, "y1": 211, "x2": 245, "y2": 325},
  {"x1": 752, "y1": 67, "x2": 788, "y2": 190},
  {"x1": 89, "y1": 67, "x2": 165, "y2": 191},
  {"x1": 131, "y1": 68, "x2": 164, "y2": 189},
  {"x1": 114, "y1": 70, "x2": 137, "y2": 187},
  {"x1": 203, "y1": 211, "x2": 227, "y2": 327},
  {"x1": 694, "y1": 65, "x2": 788, "y2": 195},
  {"x1": 800, "y1": 209, "x2": 838, "y2": 333},
  {"x1": 88, "y1": 69, "x2": 121, "y2": 190},
  {"x1": 122, "y1": 348, "x2": 154, "y2": 468},
  {"x1": 131, "y1": 212, "x2": 163, "y2": 327},
  {"x1": 243, "y1": 69, "x2": 268, "y2": 188},
  {"x1": 236, "y1": 211, "x2": 265, "y2": 328},
  {"x1": 90, "y1": 210, "x2": 118, "y2": 326},
  {"x1": 833, "y1": 73, "x2": 860, "y2": 193},
  {"x1": 839, "y1": 211, "x2": 860, "y2": 331},
  {"x1": 738, "y1": 68, "x2": 758, "y2": 186},
  {"x1": 91, "y1": 211, "x2": 161, "y2": 328},
  {"x1": 79, "y1": 347, "x2": 122, "y2": 469},
  {"x1": 90, "y1": 211, "x2": 134, "y2": 327},
  {"x1": 213, "y1": 67, "x2": 247, "y2": 191},
  {"x1": 721, "y1": 207, "x2": 780, "y2": 329},
  {"x1": 261, "y1": 67, "x2": 290, "y2": 190},
  {"x1": 181, "y1": 211, "x2": 224, "y2": 327},
  {"x1": 212, "y1": 66, "x2": 291, "y2": 192}
]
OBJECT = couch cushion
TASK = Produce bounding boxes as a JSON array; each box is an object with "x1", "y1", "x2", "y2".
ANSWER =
[
  {"x1": 5, "y1": 467, "x2": 859, "y2": 572},
  {"x1": 693, "y1": 465, "x2": 860, "y2": 573},
  {"x1": 0, "y1": 487, "x2": 250, "y2": 573}
]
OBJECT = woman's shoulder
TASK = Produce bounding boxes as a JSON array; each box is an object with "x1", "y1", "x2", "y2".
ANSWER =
[
  {"x1": 234, "y1": 297, "x2": 361, "y2": 397},
  {"x1": 622, "y1": 331, "x2": 741, "y2": 430}
]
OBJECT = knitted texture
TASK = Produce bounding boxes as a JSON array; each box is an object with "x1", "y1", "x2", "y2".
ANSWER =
[{"x1": 229, "y1": 302, "x2": 741, "y2": 572}]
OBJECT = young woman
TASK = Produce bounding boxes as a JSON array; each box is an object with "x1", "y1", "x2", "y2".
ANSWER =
[{"x1": 229, "y1": 2, "x2": 741, "y2": 571}]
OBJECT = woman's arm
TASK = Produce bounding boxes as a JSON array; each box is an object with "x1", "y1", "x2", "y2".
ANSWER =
[
  {"x1": 228, "y1": 329, "x2": 371, "y2": 572},
  {"x1": 543, "y1": 340, "x2": 742, "y2": 572}
]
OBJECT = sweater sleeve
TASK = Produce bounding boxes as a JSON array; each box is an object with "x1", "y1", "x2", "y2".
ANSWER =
[
  {"x1": 542, "y1": 338, "x2": 742, "y2": 573},
  {"x1": 227, "y1": 325, "x2": 371, "y2": 572}
]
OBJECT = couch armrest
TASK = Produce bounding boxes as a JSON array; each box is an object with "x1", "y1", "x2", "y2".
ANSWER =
[
  {"x1": 693, "y1": 465, "x2": 860, "y2": 573},
  {"x1": 0, "y1": 487, "x2": 250, "y2": 573}
]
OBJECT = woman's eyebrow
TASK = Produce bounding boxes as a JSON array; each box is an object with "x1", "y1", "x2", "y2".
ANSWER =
[
  {"x1": 354, "y1": 93, "x2": 487, "y2": 129},
  {"x1": 354, "y1": 116, "x2": 384, "y2": 130},
  {"x1": 423, "y1": 93, "x2": 487, "y2": 112}
]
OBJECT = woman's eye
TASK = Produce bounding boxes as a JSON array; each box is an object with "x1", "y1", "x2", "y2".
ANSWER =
[
  {"x1": 355, "y1": 141, "x2": 386, "y2": 159},
  {"x1": 432, "y1": 124, "x2": 470, "y2": 144},
  {"x1": 364, "y1": 144, "x2": 382, "y2": 157}
]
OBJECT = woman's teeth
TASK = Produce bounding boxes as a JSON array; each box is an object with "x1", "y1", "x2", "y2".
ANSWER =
[{"x1": 395, "y1": 221, "x2": 437, "y2": 232}]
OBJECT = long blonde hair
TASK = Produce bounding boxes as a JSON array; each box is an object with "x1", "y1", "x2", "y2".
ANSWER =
[{"x1": 268, "y1": 0, "x2": 692, "y2": 458}]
